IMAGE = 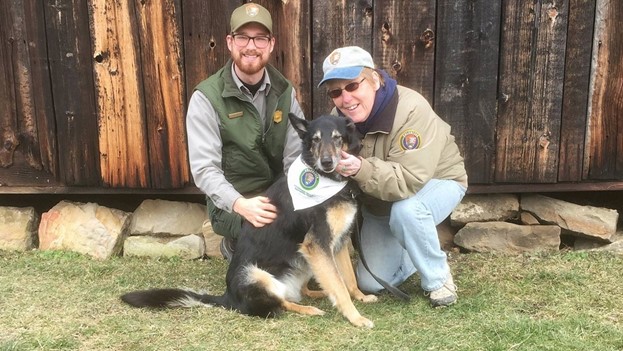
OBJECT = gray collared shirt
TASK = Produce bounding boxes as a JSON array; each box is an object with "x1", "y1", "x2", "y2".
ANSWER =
[{"x1": 186, "y1": 66, "x2": 304, "y2": 212}]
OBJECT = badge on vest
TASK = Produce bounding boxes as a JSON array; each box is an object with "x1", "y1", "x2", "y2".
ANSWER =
[
  {"x1": 273, "y1": 110, "x2": 283, "y2": 123},
  {"x1": 287, "y1": 155, "x2": 348, "y2": 210},
  {"x1": 399, "y1": 129, "x2": 421, "y2": 150}
]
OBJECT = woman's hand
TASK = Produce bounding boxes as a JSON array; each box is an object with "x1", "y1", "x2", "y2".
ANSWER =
[{"x1": 337, "y1": 150, "x2": 362, "y2": 177}]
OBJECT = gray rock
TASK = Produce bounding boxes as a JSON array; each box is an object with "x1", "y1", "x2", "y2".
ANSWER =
[
  {"x1": 130, "y1": 199, "x2": 207, "y2": 236},
  {"x1": 584, "y1": 230, "x2": 623, "y2": 254},
  {"x1": 521, "y1": 194, "x2": 618, "y2": 242},
  {"x1": 0, "y1": 206, "x2": 39, "y2": 251},
  {"x1": 123, "y1": 234, "x2": 205, "y2": 259},
  {"x1": 451, "y1": 194, "x2": 519, "y2": 226},
  {"x1": 38, "y1": 201, "x2": 131, "y2": 259},
  {"x1": 454, "y1": 222, "x2": 561, "y2": 254},
  {"x1": 519, "y1": 211, "x2": 540, "y2": 225}
]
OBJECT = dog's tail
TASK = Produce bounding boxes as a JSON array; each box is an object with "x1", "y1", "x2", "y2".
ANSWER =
[{"x1": 121, "y1": 288, "x2": 230, "y2": 309}]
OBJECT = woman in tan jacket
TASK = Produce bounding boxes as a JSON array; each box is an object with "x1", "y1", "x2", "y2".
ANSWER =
[{"x1": 319, "y1": 46, "x2": 468, "y2": 307}]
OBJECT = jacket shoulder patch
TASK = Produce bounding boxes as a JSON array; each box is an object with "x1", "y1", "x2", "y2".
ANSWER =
[{"x1": 399, "y1": 129, "x2": 421, "y2": 150}]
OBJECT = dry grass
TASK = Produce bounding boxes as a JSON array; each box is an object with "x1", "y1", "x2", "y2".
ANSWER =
[{"x1": 1, "y1": 249, "x2": 622, "y2": 351}]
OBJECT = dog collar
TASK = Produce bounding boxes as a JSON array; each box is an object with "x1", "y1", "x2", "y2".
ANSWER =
[{"x1": 287, "y1": 155, "x2": 348, "y2": 210}]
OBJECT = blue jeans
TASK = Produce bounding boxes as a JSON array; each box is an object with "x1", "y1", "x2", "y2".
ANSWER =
[{"x1": 356, "y1": 179, "x2": 466, "y2": 292}]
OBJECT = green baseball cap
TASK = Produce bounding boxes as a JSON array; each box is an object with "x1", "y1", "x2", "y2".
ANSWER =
[{"x1": 230, "y1": 3, "x2": 272, "y2": 34}]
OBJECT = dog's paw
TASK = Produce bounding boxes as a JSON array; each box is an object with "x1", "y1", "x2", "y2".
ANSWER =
[
  {"x1": 359, "y1": 294, "x2": 378, "y2": 303},
  {"x1": 352, "y1": 291, "x2": 378, "y2": 303},
  {"x1": 300, "y1": 305, "x2": 325, "y2": 316},
  {"x1": 308, "y1": 306, "x2": 326, "y2": 316},
  {"x1": 350, "y1": 316, "x2": 374, "y2": 329}
]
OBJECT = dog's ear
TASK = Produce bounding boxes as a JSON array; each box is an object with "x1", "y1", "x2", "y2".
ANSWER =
[
  {"x1": 343, "y1": 117, "x2": 362, "y2": 155},
  {"x1": 288, "y1": 113, "x2": 308, "y2": 139},
  {"x1": 344, "y1": 117, "x2": 356, "y2": 135}
]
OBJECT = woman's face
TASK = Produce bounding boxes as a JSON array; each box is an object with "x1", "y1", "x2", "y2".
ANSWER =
[{"x1": 327, "y1": 74, "x2": 379, "y2": 123}]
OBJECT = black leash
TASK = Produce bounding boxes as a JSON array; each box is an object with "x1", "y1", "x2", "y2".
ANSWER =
[{"x1": 353, "y1": 218, "x2": 411, "y2": 301}]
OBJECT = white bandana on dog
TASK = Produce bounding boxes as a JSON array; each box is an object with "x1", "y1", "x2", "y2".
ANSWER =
[{"x1": 287, "y1": 155, "x2": 348, "y2": 211}]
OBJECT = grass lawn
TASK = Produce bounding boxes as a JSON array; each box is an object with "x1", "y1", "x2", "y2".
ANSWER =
[{"x1": 1, "y1": 249, "x2": 621, "y2": 351}]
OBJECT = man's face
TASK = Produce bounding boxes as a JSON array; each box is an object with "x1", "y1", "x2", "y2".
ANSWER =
[{"x1": 226, "y1": 23, "x2": 274, "y2": 77}]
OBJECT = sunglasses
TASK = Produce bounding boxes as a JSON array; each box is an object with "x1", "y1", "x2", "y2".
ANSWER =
[{"x1": 327, "y1": 78, "x2": 366, "y2": 99}]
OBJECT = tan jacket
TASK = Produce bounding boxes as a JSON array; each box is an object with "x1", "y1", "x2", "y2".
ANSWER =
[{"x1": 337, "y1": 85, "x2": 468, "y2": 214}]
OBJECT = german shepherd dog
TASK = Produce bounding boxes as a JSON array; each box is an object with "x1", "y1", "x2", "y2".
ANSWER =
[{"x1": 121, "y1": 114, "x2": 377, "y2": 328}]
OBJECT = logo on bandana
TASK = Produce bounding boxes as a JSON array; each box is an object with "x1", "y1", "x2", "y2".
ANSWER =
[
  {"x1": 399, "y1": 130, "x2": 421, "y2": 150},
  {"x1": 288, "y1": 155, "x2": 347, "y2": 210},
  {"x1": 299, "y1": 168, "x2": 319, "y2": 190}
]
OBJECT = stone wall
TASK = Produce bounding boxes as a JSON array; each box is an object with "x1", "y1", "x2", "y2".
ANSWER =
[
  {"x1": 449, "y1": 194, "x2": 622, "y2": 254},
  {"x1": 0, "y1": 199, "x2": 223, "y2": 260},
  {"x1": 1, "y1": 194, "x2": 621, "y2": 259}
]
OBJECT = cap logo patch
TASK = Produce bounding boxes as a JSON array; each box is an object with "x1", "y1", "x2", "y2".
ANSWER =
[
  {"x1": 329, "y1": 51, "x2": 341, "y2": 65},
  {"x1": 299, "y1": 168, "x2": 319, "y2": 190},
  {"x1": 399, "y1": 130, "x2": 421, "y2": 150},
  {"x1": 245, "y1": 4, "x2": 260, "y2": 17}
]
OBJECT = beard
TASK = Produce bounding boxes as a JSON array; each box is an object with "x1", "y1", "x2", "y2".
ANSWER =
[{"x1": 232, "y1": 49, "x2": 269, "y2": 76}]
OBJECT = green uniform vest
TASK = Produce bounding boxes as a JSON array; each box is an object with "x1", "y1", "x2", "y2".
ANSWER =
[{"x1": 195, "y1": 60, "x2": 293, "y2": 195}]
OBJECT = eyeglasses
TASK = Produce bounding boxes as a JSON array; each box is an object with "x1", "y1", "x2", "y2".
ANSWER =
[
  {"x1": 327, "y1": 78, "x2": 366, "y2": 99},
  {"x1": 231, "y1": 34, "x2": 272, "y2": 49}
]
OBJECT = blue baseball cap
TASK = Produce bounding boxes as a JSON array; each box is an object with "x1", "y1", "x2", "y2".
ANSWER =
[{"x1": 318, "y1": 46, "x2": 375, "y2": 87}]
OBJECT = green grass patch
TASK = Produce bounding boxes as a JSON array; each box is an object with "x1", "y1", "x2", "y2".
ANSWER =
[{"x1": 1, "y1": 250, "x2": 621, "y2": 351}]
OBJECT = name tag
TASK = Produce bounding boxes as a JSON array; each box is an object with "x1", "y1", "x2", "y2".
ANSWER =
[{"x1": 228, "y1": 111, "x2": 243, "y2": 119}]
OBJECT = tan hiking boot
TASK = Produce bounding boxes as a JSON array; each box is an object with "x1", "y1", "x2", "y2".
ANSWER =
[{"x1": 428, "y1": 274, "x2": 457, "y2": 307}]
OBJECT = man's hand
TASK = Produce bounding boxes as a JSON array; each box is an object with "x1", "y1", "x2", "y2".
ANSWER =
[{"x1": 233, "y1": 196, "x2": 278, "y2": 228}]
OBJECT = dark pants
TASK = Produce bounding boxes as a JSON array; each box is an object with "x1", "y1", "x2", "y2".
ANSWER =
[{"x1": 206, "y1": 197, "x2": 243, "y2": 240}]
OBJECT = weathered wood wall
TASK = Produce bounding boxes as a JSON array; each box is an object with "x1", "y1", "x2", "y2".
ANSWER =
[
  {"x1": 496, "y1": 0, "x2": 568, "y2": 183},
  {"x1": 0, "y1": 0, "x2": 621, "y2": 193},
  {"x1": 585, "y1": 0, "x2": 623, "y2": 180},
  {"x1": 435, "y1": 1, "x2": 501, "y2": 184}
]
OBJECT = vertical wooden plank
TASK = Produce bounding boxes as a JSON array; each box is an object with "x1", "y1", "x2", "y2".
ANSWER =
[
  {"x1": 0, "y1": 0, "x2": 56, "y2": 184},
  {"x1": 0, "y1": 1, "x2": 19, "y2": 169},
  {"x1": 182, "y1": 0, "x2": 241, "y2": 101},
  {"x1": 6, "y1": 0, "x2": 43, "y2": 172},
  {"x1": 585, "y1": 0, "x2": 623, "y2": 180},
  {"x1": 133, "y1": 0, "x2": 189, "y2": 189},
  {"x1": 374, "y1": 0, "x2": 436, "y2": 102},
  {"x1": 89, "y1": 0, "x2": 149, "y2": 188},
  {"x1": 257, "y1": 0, "x2": 312, "y2": 118},
  {"x1": 435, "y1": 0, "x2": 501, "y2": 184},
  {"x1": 44, "y1": 0, "x2": 100, "y2": 186},
  {"x1": 311, "y1": 0, "x2": 373, "y2": 117},
  {"x1": 23, "y1": 0, "x2": 57, "y2": 176},
  {"x1": 495, "y1": 0, "x2": 568, "y2": 183},
  {"x1": 0, "y1": 0, "x2": 58, "y2": 187},
  {"x1": 558, "y1": 0, "x2": 595, "y2": 182}
]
